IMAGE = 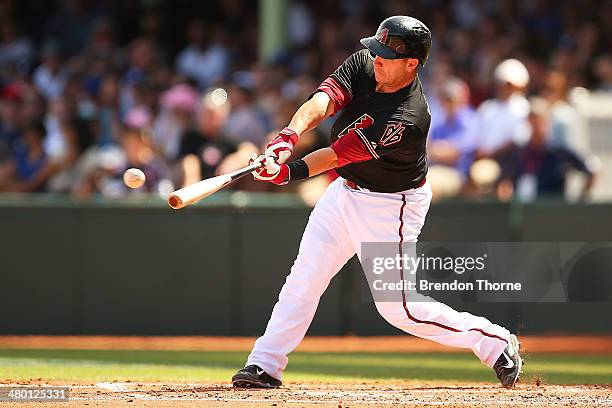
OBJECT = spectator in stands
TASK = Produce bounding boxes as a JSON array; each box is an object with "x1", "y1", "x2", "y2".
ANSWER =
[
  {"x1": 0, "y1": 85, "x2": 22, "y2": 162},
  {"x1": 120, "y1": 38, "x2": 157, "y2": 116},
  {"x1": 32, "y1": 40, "x2": 67, "y2": 100},
  {"x1": 540, "y1": 71, "x2": 582, "y2": 152},
  {"x1": 118, "y1": 127, "x2": 166, "y2": 193},
  {"x1": 72, "y1": 126, "x2": 166, "y2": 198},
  {"x1": 0, "y1": 19, "x2": 34, "y2": 78},
  {"x1": 176, "y1": 20, "x2": 230, "y2": 89},
  {"x1": 224, "y1": 78, "x2": 269, "y2": 146},
  {"x1": 46, "y1": 103, "x2": 97, "y2": 193},
  {"x1": 43, "y1": 97, "x2": 73, "y2": 164},
  {"x1": 474, "y1": 59, "x2": 530, "y2": 161},
  {"x1": 178, "y1": 90, "x2": 237, "y2": 187},
  {"x1": 427, "y1": 77, "x2": 477, "y2": 199},
  {"x1": 153, "y1": 84, "x2": 199, "y2": 161},
  {"x1": 96, "y1": 74, "x2": 121, "y2": 147},
  {"x1": 499, "y1": 99, "x2": 595, "y2": 201},
  {"x1": 594, "y1": 55, "x2": 612, "y2": 92},
  {"x1": 0, "y1": 120, "x2": 55, "y2": 192}
]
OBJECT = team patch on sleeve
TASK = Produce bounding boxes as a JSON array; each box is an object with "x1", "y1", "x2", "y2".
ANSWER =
[{"x1": 379, "y1": 121, "x2": 406, "y2": 147}]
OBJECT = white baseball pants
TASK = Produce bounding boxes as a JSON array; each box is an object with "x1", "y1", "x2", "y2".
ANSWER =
[{"x1": 246, "y1": 177, "x2": 510, "y2": 380}]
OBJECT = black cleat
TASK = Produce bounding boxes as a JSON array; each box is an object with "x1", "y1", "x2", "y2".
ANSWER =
[
  {"x1": 494, "y1": 334, "x2": 523, "y2": 389},
  {"x1": 232, "y1": 365, "x2": 282, "y2": 388}
]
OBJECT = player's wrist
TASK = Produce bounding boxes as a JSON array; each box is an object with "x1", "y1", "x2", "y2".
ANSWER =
[
  {"x1": 286, "y1": 159, "x2": 309, "y2": 181},
  {"x1": 262, "y1": 160, "x2": 308, "y2": 186},
  {"x1": 279, "y1": 127, "x2": 299, "y2": 145}
]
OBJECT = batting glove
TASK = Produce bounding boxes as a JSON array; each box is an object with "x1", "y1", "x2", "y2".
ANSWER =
[
  {"x1": 250, "y1": 154, "x2": 290, "y2": 185},
  {"x1": 264, "y1": 127, "x2": 299, "y2": 164}
]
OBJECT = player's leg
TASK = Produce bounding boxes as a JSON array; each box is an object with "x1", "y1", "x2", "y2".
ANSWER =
[
  {"x1": 374, "y1": 293, "x2": 510, "y2": 366},
  {"x1": 239, "y1": 178, "x2": 355, "y2": 383},
  {"x1": 343, "y1": 181, "x2": 518, "y2": 380}
]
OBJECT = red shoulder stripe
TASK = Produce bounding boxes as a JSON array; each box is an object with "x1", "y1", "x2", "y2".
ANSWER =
[{"x1": 316, "y1": 77, "x2": 352, "y2": 114}]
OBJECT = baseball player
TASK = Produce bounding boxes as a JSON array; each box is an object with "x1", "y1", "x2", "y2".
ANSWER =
[{"x1": 232, "y1": 16, "x2": 522, "y2": 389}]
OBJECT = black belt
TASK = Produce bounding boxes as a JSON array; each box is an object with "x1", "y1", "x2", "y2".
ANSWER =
[{"x1": 344, "y1": 177, "x2": 426, "y2": 192}]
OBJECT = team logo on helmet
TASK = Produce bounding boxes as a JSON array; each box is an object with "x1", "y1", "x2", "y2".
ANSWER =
[
  {"x1": 376, "y1": 28, "x2": 389, "y2": 44},
  {"x1": 380, "y1": 121, "x2": 406, "y2": 146}
]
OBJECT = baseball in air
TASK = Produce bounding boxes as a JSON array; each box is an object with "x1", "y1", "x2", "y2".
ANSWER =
[{"x1": 123, "y1": 168, "x2": 146, "y2": 189}]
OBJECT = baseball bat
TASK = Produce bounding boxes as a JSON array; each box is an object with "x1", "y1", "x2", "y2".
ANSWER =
[{"x1": 168, "y1": 159, "x2": 266, "y2": 210}]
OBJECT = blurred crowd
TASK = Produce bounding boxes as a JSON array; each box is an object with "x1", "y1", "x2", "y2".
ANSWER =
[{"x1": 0, "y1": 0, "x2": 608, "y2": 202}]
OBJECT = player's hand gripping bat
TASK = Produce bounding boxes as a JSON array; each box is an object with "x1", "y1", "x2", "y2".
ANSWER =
[{"x1": 168, "y1": 156, "x2": 273, "y2": 209}]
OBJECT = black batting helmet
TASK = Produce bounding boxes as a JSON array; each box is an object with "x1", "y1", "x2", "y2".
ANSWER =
[{"x1": 360, "y1": 16, "x2": 432, "y2": 66}]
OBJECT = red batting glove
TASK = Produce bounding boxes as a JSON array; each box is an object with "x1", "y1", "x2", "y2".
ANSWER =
[
  {"x1": 250, "y1": 155, "x2": 290, "y2": 185},
  {"x1": 264, "y1": 127, "x2": 299, "y2": 164}
]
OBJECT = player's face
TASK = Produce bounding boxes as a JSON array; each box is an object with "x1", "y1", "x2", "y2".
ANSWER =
[{"x1": 372, "y1": 55, "x2": 418, "y2": 85}]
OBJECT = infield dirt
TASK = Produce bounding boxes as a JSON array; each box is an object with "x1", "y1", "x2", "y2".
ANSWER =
[{"x1": 2, "y1": 381, "x2": 611, "y2": 407}]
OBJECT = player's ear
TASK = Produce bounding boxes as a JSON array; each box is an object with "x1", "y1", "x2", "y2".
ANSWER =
[{"x1": 406, "y1": 58, "x2": 419, "y2": 71}]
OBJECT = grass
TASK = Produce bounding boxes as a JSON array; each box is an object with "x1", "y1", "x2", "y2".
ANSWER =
[{"x1": 0, "y1": 349, "x2": 610, "y2": 385}]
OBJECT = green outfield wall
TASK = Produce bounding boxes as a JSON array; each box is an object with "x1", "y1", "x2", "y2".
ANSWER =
[{"x1": 0, "y1": 193, "x2": 611, "y2": 335}]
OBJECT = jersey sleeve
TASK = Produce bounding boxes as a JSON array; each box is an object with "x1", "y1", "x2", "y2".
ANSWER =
[
  {"x1": 330, "y1": 128, "x2": 376, "y2": 167},
  {"x1": 329, "y1": 50, "x2": 367, "y2": 99},
  {"x1": 314, "y1": 77, "x2": 351, "y2": 115},
  {"x1": 312, "y1": 50, "x2": 368, "y2": 114}
]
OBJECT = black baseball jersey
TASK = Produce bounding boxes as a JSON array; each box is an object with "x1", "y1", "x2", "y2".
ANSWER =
[{"x1": 322, "y1": 49, "x2": 431, "y2": 192}]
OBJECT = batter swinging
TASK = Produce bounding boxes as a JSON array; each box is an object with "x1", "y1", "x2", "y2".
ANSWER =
[{"x1": 232, "y1": 16, "x2": 523, "y2": 389}]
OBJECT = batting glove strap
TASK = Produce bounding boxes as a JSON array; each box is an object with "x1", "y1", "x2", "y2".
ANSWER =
[
  {"x1": 278, "y1": 127, "x2": 299, "y2": 145},
  {"x1": 264, "y1": 127, "x2": 299, "y2": 164}
]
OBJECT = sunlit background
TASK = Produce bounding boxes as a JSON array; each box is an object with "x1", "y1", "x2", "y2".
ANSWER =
[{"x1": 0, "y1": 0, "x2": 611, "y2": 204}]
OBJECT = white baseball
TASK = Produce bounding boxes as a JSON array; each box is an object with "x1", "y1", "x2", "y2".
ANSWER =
[{"x1": 123, "y1": 168, "x2": 146, "y2": 189}]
